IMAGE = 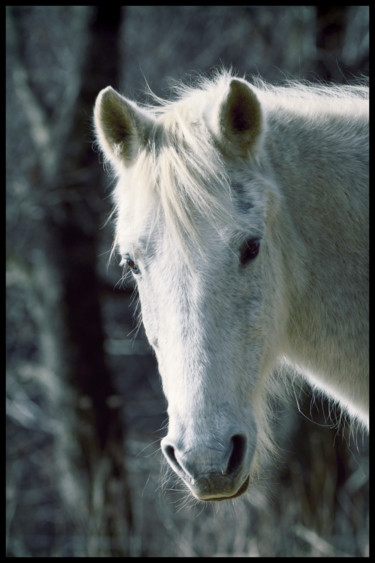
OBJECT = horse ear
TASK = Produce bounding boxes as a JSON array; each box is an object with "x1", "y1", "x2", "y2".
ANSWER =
[
  {"x1": 219, "y1": 79, "x2": 262, "y2": 157},
  {"x1": 94, "y1": 86, "x2": 154, "y2": 167}
]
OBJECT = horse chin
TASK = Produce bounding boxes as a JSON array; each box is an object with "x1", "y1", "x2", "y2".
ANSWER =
[{"x1": 192, "y1": 474, "x2": 250, "y2": 502}]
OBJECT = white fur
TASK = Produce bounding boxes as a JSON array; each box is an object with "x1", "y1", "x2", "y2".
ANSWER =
[{"x1": 94, "y1": 71, "x2": 368, "y2": 501}]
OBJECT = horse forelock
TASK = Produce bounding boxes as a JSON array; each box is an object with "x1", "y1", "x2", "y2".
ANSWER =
[{"x1": 115, "y1": 76, "x2": 241, "y2": 261}]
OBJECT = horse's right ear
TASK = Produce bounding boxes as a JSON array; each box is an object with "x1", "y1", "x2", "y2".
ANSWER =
[{"x1": 94, "y1": 86, "x2": 154, "y2": 168}]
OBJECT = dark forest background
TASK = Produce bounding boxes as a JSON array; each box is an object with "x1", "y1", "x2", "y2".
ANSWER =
[{"x1": 6, "y1": 6, "x2": 369, "y2": 557}]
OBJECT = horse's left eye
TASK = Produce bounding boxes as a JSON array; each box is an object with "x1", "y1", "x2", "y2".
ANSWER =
[{"x1": 240, "y1": 238, "x2": 260, "y2": 266}]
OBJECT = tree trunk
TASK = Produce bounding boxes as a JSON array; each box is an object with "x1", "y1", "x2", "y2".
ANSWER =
[
  {"x1": 315, "y1": 6, "x2": 348, "y2": 81},
  {"x1": 9, "y1": 6, "x2": 132, "y2": 555}
]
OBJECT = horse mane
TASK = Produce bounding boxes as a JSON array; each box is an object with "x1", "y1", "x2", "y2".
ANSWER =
[{"x1": 113, "y1": 70, "x2": 367, "y2": 260}]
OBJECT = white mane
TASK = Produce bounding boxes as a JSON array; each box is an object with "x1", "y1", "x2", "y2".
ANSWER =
[{"x1": 113, "y1": 71, "x2": 368, "y2": 260}]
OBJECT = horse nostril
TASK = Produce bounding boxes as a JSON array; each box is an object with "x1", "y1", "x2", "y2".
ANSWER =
[
  {"x1": 162, "y1": 443, "x2": 183, "y2": 474},
  {"x1": 226, "y1": 434, "x2": 247, "y2": 476}
]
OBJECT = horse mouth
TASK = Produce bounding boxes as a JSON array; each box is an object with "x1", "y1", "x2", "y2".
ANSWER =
[{"x1": 194, "y1": 474, "x2": 250, "y2": 502}]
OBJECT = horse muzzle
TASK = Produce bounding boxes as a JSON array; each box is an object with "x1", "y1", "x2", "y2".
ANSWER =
[{"x1": 161, "y1": 432, "x2": 254, "y2": 501}]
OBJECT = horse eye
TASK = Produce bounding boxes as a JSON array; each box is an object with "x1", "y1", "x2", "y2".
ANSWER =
[
  {"x1": 239, "y1": 238, "x2": 260, "y2": 266},
  {"x1": 125, "y1": 256, "x2": 140, "y2": 274}
]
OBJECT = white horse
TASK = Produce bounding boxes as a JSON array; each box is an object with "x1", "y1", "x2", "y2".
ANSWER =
[{"x1": 94, "y1": 71, "x2": 368, "y2": 501}]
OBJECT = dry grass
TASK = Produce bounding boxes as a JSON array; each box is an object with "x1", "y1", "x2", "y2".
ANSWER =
[
  {"x1": 121, "y1": 418, "x2": 368, "y2": 557},
  {"x1": 6, "y1": 373, "x2": 369, "y2": 557}
]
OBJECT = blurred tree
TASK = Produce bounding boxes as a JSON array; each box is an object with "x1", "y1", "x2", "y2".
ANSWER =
[
  {"x1": 315, "y1": 6, "x2": 348, "y2": 80},
  {"x1": 315, "y1": 6, "x2": 369, "y2": 81},
  {"x1": 7, "y1": 6, "x2": 132, "y2": 555}
]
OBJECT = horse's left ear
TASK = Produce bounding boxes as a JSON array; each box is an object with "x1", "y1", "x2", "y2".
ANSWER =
[{"x1": 219, "y1": 79, "x2": 262, "y2": 158}]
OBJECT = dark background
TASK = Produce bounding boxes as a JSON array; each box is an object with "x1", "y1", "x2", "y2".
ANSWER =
[{"x1": 6, "y1": 6, "x2": 369, "y2": 557}]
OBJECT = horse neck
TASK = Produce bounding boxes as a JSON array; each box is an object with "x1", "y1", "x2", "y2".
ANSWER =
[
  {"x1": 262, "y1": 105, "x2": 368, "y2": 381},
  {"x1": 264, "y1": 105, "x2": 368, "y2": 272}
]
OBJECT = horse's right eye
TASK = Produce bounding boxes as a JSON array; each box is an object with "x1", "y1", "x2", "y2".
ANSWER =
[
  {"x1": 126, "y1": 256, "x2": 140, "y2": 274},
  {"x1": 121, "y1": 254, "x2": 140, "y2": 274}
]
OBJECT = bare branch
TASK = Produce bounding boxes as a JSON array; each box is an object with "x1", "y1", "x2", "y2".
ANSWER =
[{"x1": 7, "y1": 9, "x2": 56, "y2": 178}]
